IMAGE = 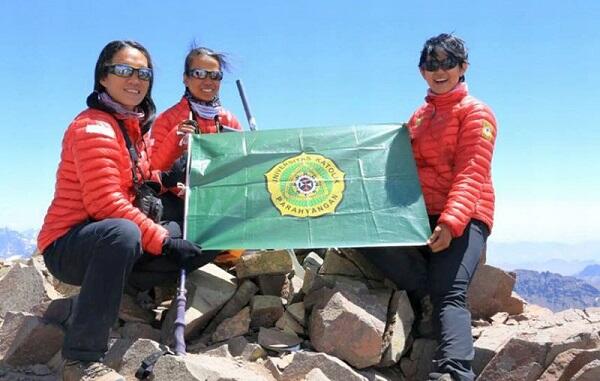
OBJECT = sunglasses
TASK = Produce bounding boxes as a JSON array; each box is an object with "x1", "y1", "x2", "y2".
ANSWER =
[
  {"x1": 187, "y1": 68, "x2": 223, "y2": 81},
  {"x1": 106, "y1": 64, "x2": 153, "y2": 81},
  {"x1": 421, "y1": 57, "x2": 460, "y2": 72}
]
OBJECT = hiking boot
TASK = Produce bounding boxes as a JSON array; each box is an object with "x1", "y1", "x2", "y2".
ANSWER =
[
  {"x1": 428, "y1": 372, "x2": 454, "y2": 381},
  {"x1": 62, "y1": 360, "x2": 124, "y2": 381}
]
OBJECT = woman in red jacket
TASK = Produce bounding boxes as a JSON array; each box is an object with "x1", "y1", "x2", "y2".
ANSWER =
[
  {"x1": 150, "y1": 46, "x2": 242, "y2": 222},
  {"x1": 38, "y1": 40, "x2": 215, "y2": 381},
  {"x1": 366, "y1": 34, "x2": 497, "y2": 381}
]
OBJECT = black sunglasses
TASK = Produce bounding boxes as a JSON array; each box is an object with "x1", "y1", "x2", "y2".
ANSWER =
[
  {"x1": 106, "y1": 64, "x2": 153, "y2": 81},
  {"x1": 421, "y1": 57, "x2": 460, "y2": 72},
  {"x1": 187, "y1": 68, "x2": 223, "y2": 81}
]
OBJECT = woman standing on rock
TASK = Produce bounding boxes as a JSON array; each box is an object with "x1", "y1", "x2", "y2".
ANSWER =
[
  {"x1": 366, "y1": 33, "x2": 497, "y2": 381},
  {"x1": 37, "y1": 40, "x2": 216, "y2": 381},
  {"x1": 150, "y1": 46, "x2": 242, "y2": 223}
]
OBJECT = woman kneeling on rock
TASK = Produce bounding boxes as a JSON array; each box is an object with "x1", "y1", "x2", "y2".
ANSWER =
[{"x1": 37, "y1": 40, "x2": 218, "y2": 381}]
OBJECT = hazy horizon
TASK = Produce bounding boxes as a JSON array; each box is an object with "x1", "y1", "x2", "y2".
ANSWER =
[{"x1": 2, "y1": 225, "x2": 598, "y2": 277}]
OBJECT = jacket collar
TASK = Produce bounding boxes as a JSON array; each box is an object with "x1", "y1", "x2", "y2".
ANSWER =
[{"x1": 425, "y1": 82, "x2": 468, "y2": 107}]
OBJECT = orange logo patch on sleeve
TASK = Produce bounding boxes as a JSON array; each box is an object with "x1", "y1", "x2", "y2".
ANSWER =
[{"x1": 481, "y1": 120, "x2": 494, "y2": 141}]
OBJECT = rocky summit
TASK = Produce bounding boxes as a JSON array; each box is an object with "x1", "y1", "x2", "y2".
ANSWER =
[{"x1": 1, "y1": 249, "x2": 599, "y2": 381}]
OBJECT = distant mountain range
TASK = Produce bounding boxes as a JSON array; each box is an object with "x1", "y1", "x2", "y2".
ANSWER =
[
  {"x1": 0, "y1": 227, "x2": 38, "y2": 260},
  {"x1": 514, "y1": 269, "x2": 600, "y2": 312},
  {"x1": 576, "y1": 264, "x2": 600, "y2": 290},
  {"x1": 487, "y1": 240, "x2": 600, "y2": 276}
]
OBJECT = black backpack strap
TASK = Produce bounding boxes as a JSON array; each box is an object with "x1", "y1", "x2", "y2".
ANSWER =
[{"x1": 135, "y1": 346, "x2": 174, "y2": 380}]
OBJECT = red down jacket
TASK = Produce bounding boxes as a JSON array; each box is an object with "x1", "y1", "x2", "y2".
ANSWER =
[
  {"x1": 150, "y1": 96, "x2": 241, "y2": 170},
  {"x1": 407, "y1": 82, "x2": 497, "y2": 237},
  {"x1": 38, "y1": 108, "x2": 170, "y2": 255}
]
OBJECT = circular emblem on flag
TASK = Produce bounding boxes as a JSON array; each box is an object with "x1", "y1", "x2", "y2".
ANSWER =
[{"x1": 265, "y1": 152, "x2": 345, "y2": 217}]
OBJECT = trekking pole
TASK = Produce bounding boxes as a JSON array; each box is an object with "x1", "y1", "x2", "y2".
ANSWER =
[
  {"x1": 173, "y1": 268, "x2": 187, "y2": 355},
  {"x1": 173, "y1": 146, "x2": 195, "y2": 356},
  {"x1": 236, "y1": 79, "x2": 257, "y2": 131}
]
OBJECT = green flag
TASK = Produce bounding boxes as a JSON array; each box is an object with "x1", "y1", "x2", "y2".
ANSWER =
[{"x1": 185, "y1": 123, "x2": 431, "y2": 250}]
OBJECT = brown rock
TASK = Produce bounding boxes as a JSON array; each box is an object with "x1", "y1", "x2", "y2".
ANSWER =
[
  {"x1": 161, "y1": 264, "x2": 237, "y2": 344},
  {"x1": 227, "y1": 336, "x2": 267, "y2": 362},
  {"x1": 491, "y1": 312, "x2": 509, "y2": 325},
  {"x1": 117, "y1": 338, "x2": 163, "y2": 379},
  {"x1": 468, "y1": 264, "x2": 523, "y2": 319},
  {"x1": 305, "y1": 368, "x2": 332, "y2": 381},
  {"x1": 152, "y1": 352, "x2": 273, "y2": 380},
  {"x1": 120, "y1": 322, "x2": 161, "y2": 342},
  {"x1": 380, "y1": 290, "x2": 414, "y2": 366},
  {"x1": 285, "y1": 274, "x2": 304, "y2": 304},
  {"x1": 286, "y1": 302, "x2": 306, "y2": 326},
  {"x1": 275, "y1": 311, "x2": 305, "y2": 335},
  {"x1": 258, "y1": 274, "x2": 287, "y2": 296},
  {"x1": 472, "y1": 325, "x2": 517, "y2": 375},
  {"x1": 319, "y1": 248, "x2": 363, "y2": 277},
  {"x1": 505, "y1": 292, "x2": 527, "y2": 315},
  {"x1": 199, "y1": 279, "x2": 259, "y2": 343},
  {"x1": 478, "y1": 337, "x2": 549, "y2": 381},
  {"x1": 235, "y1": 250, "x2": 293, "y2": 279},
  {"x1": 281, "y1": 351, "x2": 368, "y2": 381},
  {"x1": 400, "y1": 338, "x2": 437, "y2": 381},
  {"x1": 537, "y1": 322, "x2": 600, "y2": 367},
  {"x1": 198, "y1": 342, "x2": 232, "y2": 358},
  {"x1": 0, "y1": 263, "x2": 58, "y2": 318},
  {"x1": 572, "y1": 359, "x2": 600, "y2": 381},
  {"x1": 212, "y1": 306, "x2": 250, "y2": 342},
  {"x1": 264, "y1": 354, "x2": 294, "y2": 379},
  {"x1": 251, "y1": 295, "x2": 284, "y2": 328},
  {"x1": 103, "y1": 338, "x2": 135, "y2": 371},
  {"x1": 309, "y1": 287, "x2": 387, "y2": 369},
  {"x1": 539, "y1": 348, "x2": 600, "y2": 381},
  {"x1": 0, "y1": 312, "x2": 63, "y2": 367},
  {"x1": 302, "y1": 252, "x2": 324, "y2": 271}
]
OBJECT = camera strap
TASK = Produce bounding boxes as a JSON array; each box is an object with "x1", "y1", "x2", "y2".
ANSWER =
[{"x1": 116, "y1": 119, "x2": 143, "y2": 188}]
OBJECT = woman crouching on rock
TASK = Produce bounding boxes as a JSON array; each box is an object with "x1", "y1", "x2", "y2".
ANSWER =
[{"x1": 37, "y1": 40, "x2": 217, "y2": 381}]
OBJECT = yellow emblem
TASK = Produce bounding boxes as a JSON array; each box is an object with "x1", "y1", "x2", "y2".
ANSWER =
[
  {"x1": 481, "y1": 120, "x2": 494, "y2": 141},
  {"x1": 265, "y1": 153, "x2": 345, "y2": 218}
]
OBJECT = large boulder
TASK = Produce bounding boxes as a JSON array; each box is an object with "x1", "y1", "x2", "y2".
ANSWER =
[
  {"x1": 309, "y1": 285, "x2": 389, "y2": 369},
  {"x1": 0, "y1": 312, "x2": 63, "y2": 367},
  {"x1": 0, "y1": 261, "x2": 60, "y2": 318},
  {"x1": 468, "y1": 264, "x2": 524, "y2": 319}
]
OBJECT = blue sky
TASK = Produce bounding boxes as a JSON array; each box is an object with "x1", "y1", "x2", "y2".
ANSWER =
[{"x1": 0, "y1": 1, "x2": 598, "y2": 246}]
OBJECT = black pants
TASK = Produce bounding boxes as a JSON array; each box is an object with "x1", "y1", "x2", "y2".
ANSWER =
[
  {"x1": 43, "y1": 218, "x2": 217, "y2": 362},
  {"x1": 363, "y1": 217, "x2": 489, "y2": 381}
]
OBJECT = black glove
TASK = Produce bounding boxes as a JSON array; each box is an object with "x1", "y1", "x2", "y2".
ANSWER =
[
  {"x1": 162, "y1": 237, "x2": 202, "y2": 267},
  {"x1": 160, "y1": 156, "x2": 187, "y2": 188}
]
